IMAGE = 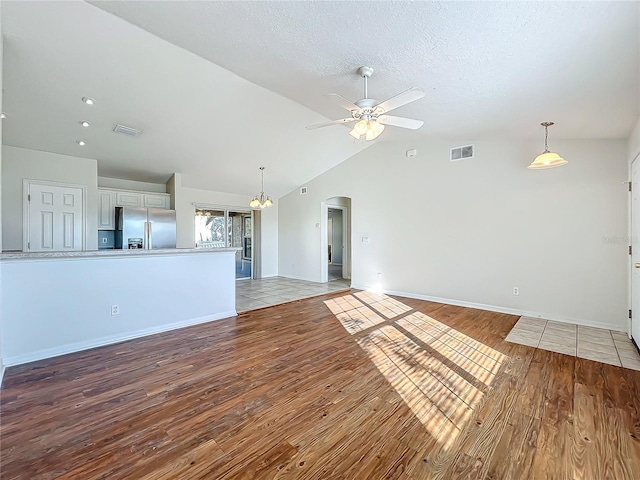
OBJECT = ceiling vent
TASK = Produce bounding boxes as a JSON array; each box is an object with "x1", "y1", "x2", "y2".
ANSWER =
[
  {"x1": 113, "y1": 124, "x2": 142, "y2": 137},
  {"x1": 450, "y1": 144, "x2": 474, "y2": 162}
]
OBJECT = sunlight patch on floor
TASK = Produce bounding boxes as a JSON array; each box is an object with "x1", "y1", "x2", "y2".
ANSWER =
[{"x1": 324, "y1": 292, "x2": 507, "y2": 449}]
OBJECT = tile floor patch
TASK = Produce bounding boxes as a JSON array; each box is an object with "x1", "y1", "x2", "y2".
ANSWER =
[
  {"x1": 506, "y1": 317, "x2": 640, "y2": 371},
  {"x1": 236, "y1": 277, "x2": 350, "y2": 313}
]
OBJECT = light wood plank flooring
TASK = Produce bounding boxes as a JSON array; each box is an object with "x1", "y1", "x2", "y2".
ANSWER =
[{"x1": 2, "y1": 290, "x2": 640, "y2": 479}]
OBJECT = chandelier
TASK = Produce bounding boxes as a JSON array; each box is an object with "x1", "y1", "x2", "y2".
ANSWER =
[{"x1": 249, "y1": 167, "x2": 273, "y2": 209}]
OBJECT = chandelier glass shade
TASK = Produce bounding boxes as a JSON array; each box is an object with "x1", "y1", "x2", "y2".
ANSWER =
[
  {"x1": 528, "y1": 122, "x2": 567, "y2": 169},
  {"x1": 349, "y1": 119, "x2": 385, "y2": 141},
  {"x1": 250, "y1": 167, "x2": 273, "y2": 209}
]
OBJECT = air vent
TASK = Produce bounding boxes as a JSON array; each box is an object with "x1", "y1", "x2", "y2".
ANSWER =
[
  {"x1": 113, "y1": 124, "x2": 142, "y2": 137},
  {"x1": 300, "y1": 187, "x2": 308, "y2": 195},
  {"x1": 450, "y1": 144, "x2": 474, "y2": 162}
]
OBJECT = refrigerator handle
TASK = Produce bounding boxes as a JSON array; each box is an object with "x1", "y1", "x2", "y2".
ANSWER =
[
  {"x1": 148, "y1": 221, "x2": 153, "y2": 249},
  {"x1": 143, "y1": 221, "x2": 149, "y2": 249}
]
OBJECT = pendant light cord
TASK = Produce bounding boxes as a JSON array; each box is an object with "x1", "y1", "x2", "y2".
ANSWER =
[{"x1": 544, "y1": 125, "x2": 549, "y2": 152}]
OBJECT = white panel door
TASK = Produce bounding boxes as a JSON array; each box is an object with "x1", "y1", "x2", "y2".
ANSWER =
[
  {"x1": 632, "y1": 156, "x2": 640, "y2": 344},
  {"x1": 28, "y1": 183, "x2": 83, "y2": 251}
]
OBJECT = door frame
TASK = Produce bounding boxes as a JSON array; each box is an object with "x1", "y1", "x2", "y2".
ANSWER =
[
  {"x1": 23, "y1": 179, "x2": 87, "y2": 252},
  {"x1": 193, "y1": 203, "x2": 254, "y2": 280},
  {"x1": 321, "y1": 201, "x2": 350, "y2": 283},
  {"x1": 630, "y1": 153, "x2": 640, "y2": 343}
]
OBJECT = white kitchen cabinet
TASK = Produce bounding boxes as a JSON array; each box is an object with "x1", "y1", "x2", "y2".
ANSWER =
[
  {"x1": 97, "y1": 190, "x2": 115, "y2": 230},
  {"x1": 98, "y1": 188, "x2": 171, "y2": 231},
  {"x1": 143, "y1": 193, "x2": 171, "y2": 209},
  {"x1": 115, "y1": 191, "x2": 143, "y2": 208}
]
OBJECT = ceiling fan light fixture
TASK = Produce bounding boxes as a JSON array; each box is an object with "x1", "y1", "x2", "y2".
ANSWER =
[
  {"x1": 354, "y1": 119, "x2": 368, "y2": 135},
  {"x1": 305, "y1": 66, "x2": 425, "y2": 141},
  {"x1": 528, "y1": 122, "x2": 567, "y2": 170},
  {"x1": 365, "y1": 121, "x2": 385, "y2": 141}
]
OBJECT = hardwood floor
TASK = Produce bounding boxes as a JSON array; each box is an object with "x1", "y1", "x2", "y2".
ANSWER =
[{"x1": 1, "y1": 290, "x2": 639, "y2": 479}]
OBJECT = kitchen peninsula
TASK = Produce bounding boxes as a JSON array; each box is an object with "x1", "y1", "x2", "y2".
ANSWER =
[{"x1": 1, "y1": 248, "x2": 238, "y2": 366}]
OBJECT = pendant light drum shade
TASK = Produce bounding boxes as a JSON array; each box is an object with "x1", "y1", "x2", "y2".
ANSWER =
[{"x1": 528, "y1": 122, "x2": 567, "y2": 169}]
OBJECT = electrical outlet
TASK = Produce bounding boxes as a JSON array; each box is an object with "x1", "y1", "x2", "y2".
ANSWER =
[
  {"x1": 111, "y1": 304, "x2": 120, "y2": 315},
  {"x1": 513, "y1": 287, "x2": 519, "y2": 296}
]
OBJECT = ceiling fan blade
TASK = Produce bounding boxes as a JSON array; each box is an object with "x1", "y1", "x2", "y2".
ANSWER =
[
  {"x1": 327, "y1": 93, "x2": 360, "y2": 111},
  {"x1": 305, "y1": 118, "x2": 356, "y2": 130},
  {"x1": 375, "y1": 87, "x2": 425, "y2": 113},
  {"x1": 377, "y1": 115, "x2": 424, "y2": 130}
]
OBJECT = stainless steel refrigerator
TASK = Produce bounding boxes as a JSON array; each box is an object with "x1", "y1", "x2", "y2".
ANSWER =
[{"x1": 115, "y1": 207, "x2": 176, "y2": 250}]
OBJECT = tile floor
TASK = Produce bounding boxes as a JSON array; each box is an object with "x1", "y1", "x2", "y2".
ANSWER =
[
  {"x1": 506, "y1": 316, "x2": 640, "y2": 370},
  {"x1": 236, "y1": 276, "x2": 350, "y2": 313}
]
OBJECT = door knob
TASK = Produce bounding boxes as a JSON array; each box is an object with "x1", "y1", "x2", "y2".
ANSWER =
[{"x1": 635, "y1": 263, "x2": 640, "y2": 268}]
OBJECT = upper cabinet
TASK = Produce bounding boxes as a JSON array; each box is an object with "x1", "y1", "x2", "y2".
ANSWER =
[
  {"x1": 143, "y1": 193, "x2": 171, "y2": 209},
  {"x1": 98, "y1": 188, "x2": 171, "y2": 230},
  {"x1": 98, "y1": 190, "x2": 116, "y2": 230},
  {"x1": 115, "y1": 191, "x2": 143, "y2": 208}
]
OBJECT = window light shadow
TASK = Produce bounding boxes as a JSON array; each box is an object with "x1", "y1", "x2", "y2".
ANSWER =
[{"x1": 324, "y1": 293, "x2": 507, "y2": 450}]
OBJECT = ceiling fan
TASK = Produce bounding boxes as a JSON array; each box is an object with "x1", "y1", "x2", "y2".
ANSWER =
[{"x1": 306, "y1": 66, "x2": 425, "y2": 141}]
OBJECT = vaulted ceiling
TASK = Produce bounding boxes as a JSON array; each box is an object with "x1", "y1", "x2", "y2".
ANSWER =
[{"x1": 2, "y1": 1, "x2": 638, "y2": 196}]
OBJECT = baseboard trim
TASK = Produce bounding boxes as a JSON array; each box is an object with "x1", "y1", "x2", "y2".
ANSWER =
[
  {"x1": 278, "y1": 273, "x2": 322, "y2": 283},
  {"x1": 2, "y1": 310, "x2": 237, "y2": 367},
  {"x1": 0, "y1": 365, "x2": 5, "y2": 390},
  {"x1": 350, "y1": 284, "x2": 625, "y2": 333}
]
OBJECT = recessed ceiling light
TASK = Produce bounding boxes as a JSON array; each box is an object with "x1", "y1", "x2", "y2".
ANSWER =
[
  {"x1": 80, "y1": 121, "x2": 91, "y2": 127},
  {"x1": 1, "y1": 113, "x2": 7, "y2": 119},
  {"x1": 77, "y1": 140, "x2": 86, "y2": 146},
  {"x1": 82, "y1": 97, "x2": 95, "y2": 105}
]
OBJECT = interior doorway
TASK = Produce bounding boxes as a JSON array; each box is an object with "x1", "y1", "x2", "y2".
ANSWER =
[
  {"x1": 323, "y1": 197, "x2": 351, "y2": 283},
  {"x1": 328, "y1": 208, "x2": 344, "y2": 281},
  {"x1": 631, "y1": 154, "x2": 640, "y2": 347}
]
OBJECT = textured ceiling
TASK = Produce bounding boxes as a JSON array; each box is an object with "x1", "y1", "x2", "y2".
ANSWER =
[
  {"x1": 1, "y1": 1, "x2": 369, "y2": 196},
  {"x1": 1, "y1": 1, "x2": 639, "y2": 198},
  {"x1": 91, "y1": 0, "x2": 640, "y2": 140}
]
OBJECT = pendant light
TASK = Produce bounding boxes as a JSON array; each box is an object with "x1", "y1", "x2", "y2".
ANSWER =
[
  {"x1": 528, "y1": 122, "x2": 567, "y2": 169},
  {"x1": 249, "y1": 167, "x2": 273, "y2": 209}
]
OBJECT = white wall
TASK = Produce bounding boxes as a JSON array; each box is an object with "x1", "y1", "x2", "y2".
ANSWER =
[
  {"x1": 98, "y1": 176, "x2": 167, "y2": 193},
  {"x1": 258, "y1": 203, "x2": 278, "y2": 277},
  {"x1": 0, "y1": 0, "x2": 5, "y2": 384},
  {"x1": 630, "y1": 117, "x2": 640, "y2": 161},
  {"x1": 1, "y1": 251, "x2": 236, "y2": 365},
  {"x1": 170, "y1": 172, "x2": 278, "y2": 277},
  {"x1": 279, "y1": 138, "x2": 629, "y2": 330},
  {"x1": 1, "y1": 146, "x2": 99, "y2": 251}
]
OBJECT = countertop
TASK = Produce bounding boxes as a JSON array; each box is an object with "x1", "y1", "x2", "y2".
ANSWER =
[{"x1": 0, "y1": 247, "x2": 240, "y2": 261}]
